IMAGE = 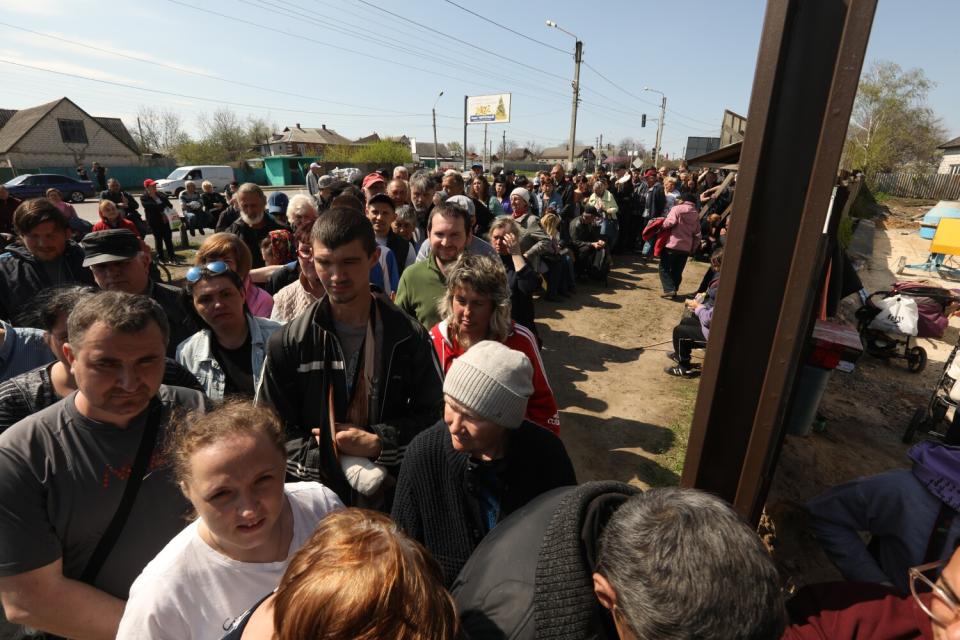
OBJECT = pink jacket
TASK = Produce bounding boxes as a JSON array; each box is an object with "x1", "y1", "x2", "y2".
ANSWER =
[
  {"x1": 662, "y1": 201, "x2": 702, "y2": 253},
  {"x1": 244, "y1": 277, "x2": 274, "y2": 318}
]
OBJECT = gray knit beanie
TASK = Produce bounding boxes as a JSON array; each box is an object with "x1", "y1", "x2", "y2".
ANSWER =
[{"x1": 443, "y1": 341, "x2": 534, "y2": 429}]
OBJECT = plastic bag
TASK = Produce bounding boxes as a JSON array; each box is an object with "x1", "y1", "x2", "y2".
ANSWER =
[
  {"x1": 868, "y1": 295, "x2": 919, "y2": 336},
  {"x1": 164, "y1": 207, "x2": 181, "y2": 231}
]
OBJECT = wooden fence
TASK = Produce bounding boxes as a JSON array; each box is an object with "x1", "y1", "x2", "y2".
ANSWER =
[{"x1": 866, "y1": 171, "x2": 960, "y2": 201}]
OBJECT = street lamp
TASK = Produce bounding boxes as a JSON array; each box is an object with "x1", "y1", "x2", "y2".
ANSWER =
[
  {"x1": 644, "y1": 86, "x2": 667, "y2": 168},
  {"x1": 432, "y1": 90, "x2": 444, "y2": 171},
  {"x1": 546, "y1": 19, "x2": 582, "y2": 166}
]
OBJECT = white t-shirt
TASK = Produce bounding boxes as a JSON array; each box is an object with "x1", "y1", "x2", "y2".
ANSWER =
[{"x1": 117, "y1": 482, "x2": 342, "y2": 640}]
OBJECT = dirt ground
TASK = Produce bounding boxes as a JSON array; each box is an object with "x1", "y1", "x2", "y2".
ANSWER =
[
  {"x1": 765, "y1": 196, "x2": 960, "y2": 589},
  {"x1": 539, "y1": 255, "x2": 708, "y2": 488}
]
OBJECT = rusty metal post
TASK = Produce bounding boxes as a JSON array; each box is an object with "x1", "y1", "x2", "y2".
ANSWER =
[{"x1": 679, "y1": 0, "x2": 877, "y2": 523}]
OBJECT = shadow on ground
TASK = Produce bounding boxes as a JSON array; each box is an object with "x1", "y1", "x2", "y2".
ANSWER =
[
  {"x1": 537, "y1": 323, "x2": 641, "y2": 414},
  {"x1": 561, "y1": 411, "x2": 679, "y2": 487}
]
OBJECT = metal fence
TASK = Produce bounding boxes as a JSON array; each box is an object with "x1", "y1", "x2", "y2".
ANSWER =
[{"x1": 866, "y1": 171, "x2": 960, "y2": 200}]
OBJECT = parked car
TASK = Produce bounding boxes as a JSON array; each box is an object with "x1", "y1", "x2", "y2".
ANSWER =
[
  {"x1": 153, "y1": 165, "x2": 234, "y2": 197},
  {"x1": 3, "y1": 173, "x2": 95, "y2": 202}
]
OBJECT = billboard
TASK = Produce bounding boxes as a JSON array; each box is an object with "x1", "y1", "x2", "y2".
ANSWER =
[{"x1": 466, "y1": 93, "x2": 511, "y2": 124}]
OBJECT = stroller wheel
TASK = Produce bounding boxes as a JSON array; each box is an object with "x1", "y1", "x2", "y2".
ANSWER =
[
  {"x1": 906, "y1": 346, "x2": 928, "y2": 373},
  {"x1": 903, "y1": 407, "x2": 928, "y2": 443}
]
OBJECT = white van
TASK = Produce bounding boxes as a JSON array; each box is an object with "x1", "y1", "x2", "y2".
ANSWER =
[{"x1": 154, "y1": 166, "x2": 235, "y2": 197}]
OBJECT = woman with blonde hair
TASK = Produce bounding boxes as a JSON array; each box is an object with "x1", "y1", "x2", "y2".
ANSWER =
[
  {"x1": 195, "y1": 232, "x2": 273, "y2": 318},
  {"x1": 117, "y1": 401, "x2": 342, "y2": 640},
  {"x1": 428, "y1": 253, "x2": 559, "y2": 434}
]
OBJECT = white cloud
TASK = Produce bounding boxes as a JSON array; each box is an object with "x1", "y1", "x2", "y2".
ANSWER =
[
  {"x1": 0, "y1": 49, "x2": 146, "y2": 87},
  {"x1": 0, "y1": 26, "x2": 215, "y2": 77},
  {"x1": 0, "y1": 0, "x2": 62, "y2": 17}
]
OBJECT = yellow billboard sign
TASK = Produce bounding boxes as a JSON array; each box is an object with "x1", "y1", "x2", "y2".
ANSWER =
[{"x1": 466, "y1": 93, "x2": 511, "y2": 124}]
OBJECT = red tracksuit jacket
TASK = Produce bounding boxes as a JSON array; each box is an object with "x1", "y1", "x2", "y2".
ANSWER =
[{"x1": 429, "y1": 320, "x2": 561, "y2": 435}]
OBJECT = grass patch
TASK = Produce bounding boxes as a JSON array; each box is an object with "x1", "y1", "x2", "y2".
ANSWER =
[{"x1": 650, "y1": 381, "x2": 698, "y2": 486}]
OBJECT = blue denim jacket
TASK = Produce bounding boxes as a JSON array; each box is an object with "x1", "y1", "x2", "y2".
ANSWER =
[{"x1": 176, "y1": 313, "x2": 281, "y2": 400}]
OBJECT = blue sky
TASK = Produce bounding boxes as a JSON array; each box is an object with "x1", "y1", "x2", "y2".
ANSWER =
[{"x1": 0, "y1": 0, "x2": 956, "y2": 158}]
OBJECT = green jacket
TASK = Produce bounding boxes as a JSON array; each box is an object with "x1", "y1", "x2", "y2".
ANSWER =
[{"x1": 395, "y1": 253, "x2": 448, "y2": 328}]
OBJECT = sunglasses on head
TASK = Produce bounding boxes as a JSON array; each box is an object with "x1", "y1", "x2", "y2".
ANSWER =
[{"x1": 185, "y1": 260, "x2": 231, "y2": 283}]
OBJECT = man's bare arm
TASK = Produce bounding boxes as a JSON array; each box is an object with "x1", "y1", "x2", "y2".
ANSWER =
[{"x1": 0, "y1": 558, "x2": 125, "y2": 640}]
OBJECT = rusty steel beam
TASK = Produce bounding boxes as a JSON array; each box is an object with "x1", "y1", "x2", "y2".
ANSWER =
[{"x1": 680, "y1": 0, "x2": 877, "y2": 522}]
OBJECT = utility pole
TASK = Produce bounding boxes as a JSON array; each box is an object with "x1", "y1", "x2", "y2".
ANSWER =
[
  {"x1": 644, "y1": 87, "x2": 667, "y2": 169},
  {"x1": 654, "y1": 95, "x2": 666, "y2": 168},
  {"x1": 502, "y1": 131, "x2": 506, "y2": 169},
  {"x1": 546, "y1": 20, "x2": 581, "y2": 168},
  {"x1": 432, "y1": 90, "x2": 443, "y2": 171},
  {"x1": 567, "y1": 39, "x2": 582, "y2": 165},
  {"x1": 483, "y1": 123, "x2": 488, "y2": 170},
  {"x1": 137, "y1": 117, "x2": 145, "y2": 151},
  {"x1": 463, "y1": 95, "x2": 468, "y2": 172}
]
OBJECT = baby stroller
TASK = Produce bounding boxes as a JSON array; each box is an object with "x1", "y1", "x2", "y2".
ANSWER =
[
  {"x1": 854, "y1": 281, "x2": 960, "y2": 373},
  {"x1": 902, "y1": 336, "x2": 960, "y2": 443}
]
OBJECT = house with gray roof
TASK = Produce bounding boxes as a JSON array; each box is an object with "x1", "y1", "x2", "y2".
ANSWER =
[
  {"x1": 938, "y1": 136, "x2": 960, "y2": 175},
  {"x1": 255, "y1": 123, "x2": 365, "y2": 157},
  {"x1": 0, "y1": 97, "x2": 139, "y2": 171}
]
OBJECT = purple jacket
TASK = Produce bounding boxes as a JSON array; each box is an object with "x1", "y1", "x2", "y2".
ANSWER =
[{"x1": 662, "y1": 201, "x2": 702, "y2": 253}]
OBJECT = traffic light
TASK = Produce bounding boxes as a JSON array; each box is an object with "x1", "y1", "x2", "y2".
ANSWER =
[{"x1": 641, "y1": 114, "x2": 646, "y2": 127}]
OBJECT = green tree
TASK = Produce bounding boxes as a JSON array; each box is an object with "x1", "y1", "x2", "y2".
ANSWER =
[
  {"x1": 843, "y1": 60, "x2": 946, "y2": 173},
  {"x1": 350, "y1": 140, "x2": 412, "y2": 165}
]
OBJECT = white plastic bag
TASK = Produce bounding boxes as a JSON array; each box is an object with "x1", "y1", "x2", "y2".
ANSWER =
[
  {"x1": 164, "y1": 207, "x2": 181, "y2": 231},
  {"x1": 868, "y1": 295, "x2": 919, "y2": 336}
]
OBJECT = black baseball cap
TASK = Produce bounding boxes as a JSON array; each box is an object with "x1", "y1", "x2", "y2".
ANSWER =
[
  {"x1": 367, "y1": 192, "x2": 396, "y2": 211},
  {"x1": 81, "y1": 229, "x2": 141, "y2": 267}
]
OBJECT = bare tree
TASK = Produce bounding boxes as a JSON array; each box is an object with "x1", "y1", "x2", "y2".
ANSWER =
[
  {"x1": 131, "y1": 106, "x2": 189, "y2": 154},
  {"x1": 198, "y1": 107, "x2": 251, "y2": 162},
  {"x1": 446, "y1": 141, "x2": 464, "y2": 159},
  {"x1": 524, "y1": 140, "x2": 545, "y2": 156}
]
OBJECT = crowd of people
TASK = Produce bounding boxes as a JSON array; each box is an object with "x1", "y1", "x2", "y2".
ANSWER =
[{"x1": 0, "y1": 162, "x2": 952, "y2": 640}]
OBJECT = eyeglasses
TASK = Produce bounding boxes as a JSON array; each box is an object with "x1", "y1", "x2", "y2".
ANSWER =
[
  {"x1": 910, "y1": 560, "x2": 960, "y2": 626},
  {"x1": 185, "y1": 260, "x2": 231, "y2": 283}
]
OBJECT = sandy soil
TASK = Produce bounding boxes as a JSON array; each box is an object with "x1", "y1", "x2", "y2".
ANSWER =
[{"x1": 540, "y1": 254, "x2": 708, "y2": 488}]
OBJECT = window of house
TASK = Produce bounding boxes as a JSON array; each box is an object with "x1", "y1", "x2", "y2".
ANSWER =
[{"x1": 58, "y1": 119, "x2": 88, "y2": 144}]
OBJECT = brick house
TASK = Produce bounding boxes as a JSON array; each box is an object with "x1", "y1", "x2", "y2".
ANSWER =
[{"x1": 0, "y1": 97, "x2": 139, "y2": 171}]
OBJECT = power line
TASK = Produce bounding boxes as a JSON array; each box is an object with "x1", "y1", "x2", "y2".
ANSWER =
[
  {"x1": 582, "y1": 61, "x2": 719, "y2": 128},
  {"x1": 442, "y1": 0, "x2": 568, "y2": 54},
  {"x1": 0, "y1": 21, "x2": 449, "y2": 118},
  {"x1": 165, "y1": 0, "x2": 577, "y2": 111},
  {"x1": 0, "y1": 58, "x2": 445, "y2": 120},
  {"x1": 349, "y1": 0, "x2": 570, "y2": 83}
]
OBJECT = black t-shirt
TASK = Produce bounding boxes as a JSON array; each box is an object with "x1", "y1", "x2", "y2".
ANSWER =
[{"x1": 212, "y1": 334, "x2": 254, "y2": 397}]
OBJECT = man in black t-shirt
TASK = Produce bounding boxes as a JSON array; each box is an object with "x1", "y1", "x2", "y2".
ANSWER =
[{"x1": 0, "y1": 291, "x2": 207, "y2": 639}]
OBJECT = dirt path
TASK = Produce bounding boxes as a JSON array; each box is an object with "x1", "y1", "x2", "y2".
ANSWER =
[{"x1": 539, "y1": 254, "x2": 708, "y2": 488}]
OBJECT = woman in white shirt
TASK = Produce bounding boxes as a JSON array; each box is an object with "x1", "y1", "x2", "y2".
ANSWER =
[{"x1": 117, "y1": 401, "x2": 342, "y2": 640}]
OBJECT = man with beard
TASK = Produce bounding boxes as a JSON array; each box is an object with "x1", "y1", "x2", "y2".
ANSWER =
[
  {"x1": 409, "y1": 173, "x2": 436, "y2": 241},
  {"x1": 256, "y1": 207, "x2": 442, "y2": 507},
  {"x1": 226, "y1": 183, "x2": 288, "y2": 269},
  {"x1": 396, "y1": 202, "x2": 471, "y2": 328}
]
